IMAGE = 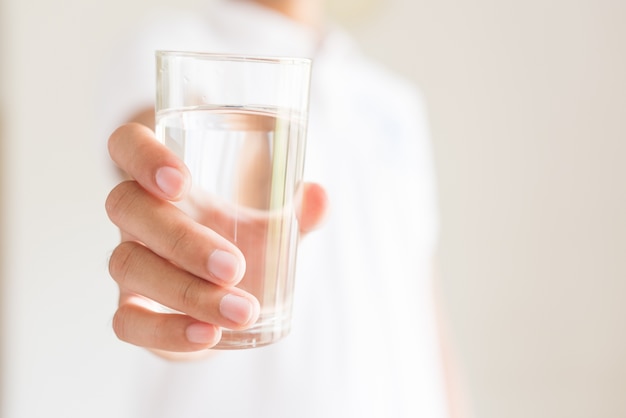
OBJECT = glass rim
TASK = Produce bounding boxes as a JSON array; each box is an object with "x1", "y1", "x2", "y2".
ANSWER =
[{"x1": 156, "y1": 50, "x2": 312, "y2": 66}]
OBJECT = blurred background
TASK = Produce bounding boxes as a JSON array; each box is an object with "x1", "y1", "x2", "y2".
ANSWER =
[{"x1": 1, "y1": 0, "x2": 625, "y2": 417}]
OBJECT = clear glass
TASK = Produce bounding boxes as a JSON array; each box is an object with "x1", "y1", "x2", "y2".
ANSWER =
[{"x1": 155, "y1": 51, "x2": 312, "y2": 349}]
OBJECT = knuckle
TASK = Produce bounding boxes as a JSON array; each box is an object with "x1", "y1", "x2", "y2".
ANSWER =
[
  {"x1": 109, "y1": 241, "x2": 142, "y2": 287},
  {"x1": 112, "y1": 306, "x2": 131, "y2": 342},
  {"x1": 168, "y1": 221, "x2": 193, "y2": 256},
  {"x1": 105, "y1": 181, "x2": 141, "y2": 224},
  {"x1": 178, "y1": 278, "x2": 203, "y2": 313},
  {"x1": 108, "y1": 123, "x2": 142, "y2": 153},
  {"x1": 151, "y1": 314, "x2": 169, "y2": 343},
  {"x1": 107, "y1": 125, "x2": 126, "y2": 156},
  {"x1": 108, "y1": 123, "x2": 159, "y2": 181}
]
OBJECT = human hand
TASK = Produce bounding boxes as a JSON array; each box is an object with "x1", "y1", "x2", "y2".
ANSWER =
[{"x1": 105, "y1": 123, "x2": 327, "y2": 356}]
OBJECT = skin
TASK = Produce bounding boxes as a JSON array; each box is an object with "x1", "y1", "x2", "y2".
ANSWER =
[
  {"x1": 106, "y1": 1, "x2": 469, "y2": 415},
  {"x1": 107, "y1": 116, "x2": 327, "y2": 359},
  {"x1": 253, "y1": 0, "x2": 324, "y2": 27},
  {"x1": 106, "y1": 1, "x2": 328, "y2": 359}
]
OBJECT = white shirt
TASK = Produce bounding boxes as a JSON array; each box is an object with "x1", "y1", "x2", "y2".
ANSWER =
[{"x1": 102, "y1": 1, "x2": 447, "y2": 417}]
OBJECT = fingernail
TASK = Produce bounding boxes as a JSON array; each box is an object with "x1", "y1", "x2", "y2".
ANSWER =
[
  {"x1": 155, "y1": 166, "x2": 184, "y2": 199},
  {"x1": 220, "y1": 294, "x2": 254, "y2": 325},
  {"x1": 186, "y1": 323, "x2": 219, "y2": 345},
  {"x1": 208, "y1": 250, "x2": 242, "y2": 284}
]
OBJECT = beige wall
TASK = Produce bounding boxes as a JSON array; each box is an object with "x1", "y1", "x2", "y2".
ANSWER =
[
  {"x1": 352, "y1": 1, "x2": 626, "y2": 417},
  {"x1": 1, "y1": 0, "x2": 625, "y2": 417}
]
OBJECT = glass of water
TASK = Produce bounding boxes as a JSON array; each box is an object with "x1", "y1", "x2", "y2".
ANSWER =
[{"x1": 155, "y1": 51, "x2": 312, "y2": 349}]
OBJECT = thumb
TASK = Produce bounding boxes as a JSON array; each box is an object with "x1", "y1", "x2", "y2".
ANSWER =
[{"x1": 298, "y1": 182, "x2": 329, "y2": 235}]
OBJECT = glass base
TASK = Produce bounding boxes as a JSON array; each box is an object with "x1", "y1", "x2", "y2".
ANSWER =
[{"x1": 213, "y1": 312, "x2": 292, "y2": 350}]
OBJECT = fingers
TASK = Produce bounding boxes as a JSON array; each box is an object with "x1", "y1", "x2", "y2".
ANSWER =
[
  {"x1": 109, "y1": 242, "x2": 260, "y2": 334},
  {"x1": 299, "y1": 182, "x2": 329, "y2": 235},
  {"x1": 113, "y1": 295, "x2": 222, "y2": 352},
  {"x1": 108, "y1": 123, "x2": 190, "y2": 201},
  {"x1": 105, "y1": 180, "x2": 246, "y2": 286},
  {"x1": 106, "y1": 122, "x2": 328, "y2": 354}
]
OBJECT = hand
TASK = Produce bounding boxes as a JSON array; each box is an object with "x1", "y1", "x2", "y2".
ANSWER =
[{"x1": 105, "y1": 123, "x2": 327, "y2": 357}]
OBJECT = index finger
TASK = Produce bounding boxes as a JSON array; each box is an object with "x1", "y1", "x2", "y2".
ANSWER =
[{"x1": 108, "y1": 122, "x2": 190, "y2": 201}]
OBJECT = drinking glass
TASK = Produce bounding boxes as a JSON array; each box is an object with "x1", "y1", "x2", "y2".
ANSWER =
[{"x1": 155, "y1": 51, "x2": 312, "y2": 349}]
